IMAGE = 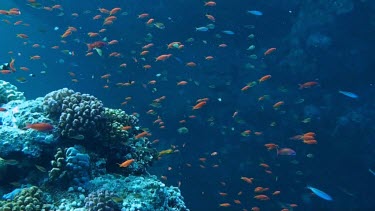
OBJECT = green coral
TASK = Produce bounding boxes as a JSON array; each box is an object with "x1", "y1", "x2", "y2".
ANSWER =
[
  {"x1": 102, "y1": 108, "x2": 136, "y2": 142},
  {"x1": 0, "y1": 186, "x2": 46, "y2": 211},
  {"x1": 0, "y1": 80, "x2": 25, "y2": 104}
]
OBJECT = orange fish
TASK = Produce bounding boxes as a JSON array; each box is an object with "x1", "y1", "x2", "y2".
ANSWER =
[
  {"x1": 140, "y1": 50, "x2": 149, "y2": 56},
  {"x1": 26, "y1": 123, "x2": 54, "y2": 131},
  {"x1": 205, "y1": 56, "x2": 214, "y2": 60},
  {"x1": 205, "y1": 14, "x2": 215, "y2": 22},
  {"x1": 16, "y1": 34, "x2": 28, "y2": 39},
  {"x1": 135, "y1": 131, "x2": 151, "y2": 139},
  {"x1": 205, "y1": 1, "x2": 217, "y2": 6},
  {"x1": 264, "y1": 47, "x2": 276, "y2": 56},
  {"x1": 240, "y1": 177, "x2": 253, "y2": 184},
  {"x1": 254, "y1": 194, "x2": 270, "y2": 200},
  {"x1": 0, "y1": 70, "x2": 12, "y2": 74},
  {"x1": 93, "y1": 15, "x2": 102, "y2": 20},
  {"x1": 186, "y1": 62, "x2": 196, "y2": 67},
  {"x1": 218, "y1": 192, "x2": 228, "y2": 196},
  {"x1": 259, "y1": 74, "x2": 271, "y2": 82},
  {"x1": 303, "y1": 139, "x2": 317, "y2": 144},
  {"x1": 299, "y1": 81, "x2": 319, "y2": 89},
  {"x1": 20, "y1": 67, "x2": 29, "y2": 71},
  {"x1": 241, "y1": 85, "x2": 250, "y2": 92},
  {"x1": 110, "y1": 7, "x2": 121, "y2": 15},
  {"x1": 272, "y1": 191, "x2": 281, "y2": 195},
  {"x1": 30, "y1": 55, "x2": 41, "y2": 60},
  {"x1": 138, "y1": 13, "x2": 149, "y2": 19},
  {"x1": 142, "y1": 43, "x2": 154, "y2": 49},
  {"x1": 118, "y1": 159, "x2": 134, "y2": 168},
  {"x1": 146, "y1": 18, "x2": 154, "y2": 25},
  {"x1": 177, "y1": 81, "x2": 188, "y2": 86},
  {"x1": 155, "y1": 54, "x2": 172, "y2": 61},
  {"x1": 219, "y1": 203, "x2": 230, "y2": 207},
  {"x1": 101, "y1": 74, "x2": 111, "y2": 79},
  {"x1": 273, "y1": 101, "x2": 284, "y2": 109},
  {"x1": 9, "y1": 58, "x2": 16, "y2": 72},
  {"x1": 61, "y1": 30, "x2": 72, "y2": 38},
  {"x1": 192, "y1": 101, "x2": 207, "y2": 110}
]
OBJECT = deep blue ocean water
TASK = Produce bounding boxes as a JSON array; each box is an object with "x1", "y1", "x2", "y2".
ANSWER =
[{"x1": 1, "y1": 0, "x2": 374, "y2": 210}]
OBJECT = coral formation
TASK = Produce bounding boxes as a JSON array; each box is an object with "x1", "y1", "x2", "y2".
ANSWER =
[
  {"x1": 0, "y1": 80, "x2": 25, "y2": 104},
  {"x1": 43, "y1": 88, "x2": 105, "y2": 139},
  {"x1": 102, "y1": 108, "x2": 139, "y2": 143},
  {"x1": 84, "y1": 190, "x2": 120, "y2": 211},
  {"x1": 65, "y1": 146, "x2": 91, "y2": 187},
  {"x1": 0, "y1": 186, "x2": 48, "y2": 211}
]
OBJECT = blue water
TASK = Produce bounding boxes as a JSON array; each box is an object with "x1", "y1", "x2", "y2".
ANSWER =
[{"x1": 1, "y1": 0, "x2": 375, "y2": 210}]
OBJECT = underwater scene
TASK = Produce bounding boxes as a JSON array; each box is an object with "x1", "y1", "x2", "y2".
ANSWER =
[{"x1": 0, "y1": 0, "x2": 374, "y2": 210}]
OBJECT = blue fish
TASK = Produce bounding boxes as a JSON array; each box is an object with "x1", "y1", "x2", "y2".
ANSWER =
[
  {"x1": 338, "y1": 90, "x2": 358, "y2": 99},
  {"x1": 247, "y1": 10, "x2": 263, "y2": 16},
  {"x1": 195, "y1": 26, "x2": 209, "y2": 32},
  {"x1": 307, "y1": 186, "x2": 333, "y2": 201},
  {"x1": 222, "y1": 30, "x2": 235, "y2": 35}
]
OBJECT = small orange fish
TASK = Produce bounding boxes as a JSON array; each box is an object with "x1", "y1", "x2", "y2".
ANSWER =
[
  {"x1": 155, "y1": 54, "x2": 172, "y2": 61},
  {"x1": 254, "y1": 194, "x2": 270, "y2": 200},
  {"x1": 264, "y1": 47, "x2": 276, "y2": 56},
  {"x1": 177, "y1": 81, "x2": 188, "y2": 86},
  {"x1": 186, "y1": 62, "x2": 196, "y2": 67},
  {"x1": 273, "y1": 101, "x2": 284, "y2": 109},
  {"x1": 272, "y1": 191, "x2": 281, "y2": 195},
  {"x1": 259, "y1": 74, "x2": 271, "y2": 82},
  {"x1": 29, "y1": 55, "x2": 41, "y2": 60},
  {"x1": 117, "y1": 159, "x2": 134, "y2": 168},
  {"x1": 138, "y1": 13, "x2": 149, "y2": 19},
  {"x1": 241, "y1": 85, "x2": 250, "y2": 91},
  {"x1": 233, "y1": 199, "x2": 241, "y2": 204},
  {"x1": 205, "y1": 1, "x2": 217, "y2": 6},
  {"x1": 193, "y1": 101, "x2": 207, "y2": 110},
  {"x1": 218, "y1": 203, "x2": 230, "y2": 207},
  {"x1": 146, "y1": 18, "x2": 154, "y2": 25},
  {"x1": 299, "y1": 81, "x2": 319, "y2": 89},
  {"x1": 101, "y1": 74, "x2": 111, "y2": 79},
  {"x1": 205, "y1": 14, "x2": 215, "y2": 22},
  {"x1": 240, "y1": 177, "x2": 253, "y2": 184},
  {"x1": 218, "y1": 192, "x2": 228, "y2": 196},
  {"x1": 26, "y1": 123, "x2": 54, "y2": 131},
  {"x1": 135, "y1": 131, "x2": 151, "y2": 139},
  {"x1": 110, "y1": 7, "x2": 121, "y2": 15}
]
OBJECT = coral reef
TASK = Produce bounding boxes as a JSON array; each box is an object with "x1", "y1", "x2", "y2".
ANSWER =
[
  {"x1": 0, "y1": 80, "x2": 25, "y2": 104},
  {"x1": 0, "y1": 83, "x2": 187, "y2": 210}
]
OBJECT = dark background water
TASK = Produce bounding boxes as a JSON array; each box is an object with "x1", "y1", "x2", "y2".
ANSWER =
[{"x1": 1, "y1": 0, "x2": 375, "y2": 210}]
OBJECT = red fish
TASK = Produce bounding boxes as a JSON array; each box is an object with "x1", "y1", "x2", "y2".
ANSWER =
[{"x1": 26, "y1": 123, "x2": 54, "y2": 131}]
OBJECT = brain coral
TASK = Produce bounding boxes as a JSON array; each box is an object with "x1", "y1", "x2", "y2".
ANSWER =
[{"x1": 0, "y1": 80, "x2": 25, "y2": 104}]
